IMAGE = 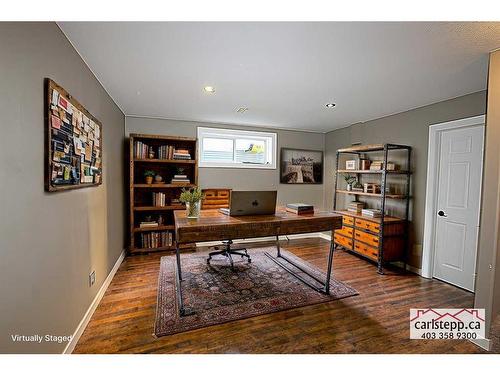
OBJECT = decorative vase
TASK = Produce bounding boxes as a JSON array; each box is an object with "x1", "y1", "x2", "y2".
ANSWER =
[
  {"x1": 186, "y1": 201, "x2": 201, "y2": 219},
  {"x1": 347, "y1": 184, "x2": 352, "y2": 191},
  {"x1": 154, "y1": 175, "x2": 163, "y2": 183},
  {"x1": 145, "y1": 176, "x2": 153, "y2": 184}
]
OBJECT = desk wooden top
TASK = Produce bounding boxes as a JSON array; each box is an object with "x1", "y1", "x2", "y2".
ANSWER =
[{"x1": 174, "y1": 209, "x2": 342, "y2": 244}]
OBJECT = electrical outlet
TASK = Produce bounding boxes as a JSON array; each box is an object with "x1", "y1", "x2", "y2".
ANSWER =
[{"x1": 89, "y1": 270, "x2": 96, "y2": 287}]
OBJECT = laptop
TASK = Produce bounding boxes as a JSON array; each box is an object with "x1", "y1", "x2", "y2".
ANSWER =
[{"x1": 219, "y1": 191, "x2": 277, "y2": 216}]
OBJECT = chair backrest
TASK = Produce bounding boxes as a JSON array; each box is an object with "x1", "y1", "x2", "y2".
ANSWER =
[{"x1": 201, "y1": 188, "x2": 231, "y2": 210}]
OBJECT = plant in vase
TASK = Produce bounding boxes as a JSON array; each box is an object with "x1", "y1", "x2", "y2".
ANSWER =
[
  {"x1": 144, "y1": 170, "x2": 155, "y2": 185},
  {"x1": 179, "y1": 187, "x2": 204, "y2": 218},
  {"x1": 343, "y1": 174, "x2": 356, "y2": 191}
]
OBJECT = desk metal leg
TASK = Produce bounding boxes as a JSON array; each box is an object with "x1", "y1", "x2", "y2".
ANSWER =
[
  {"x1": 324, "y1": 238, "x2": 335, "y2": 295},
  {"x1": 266, "y1": 234, "x2": 336, "y2": 295},
  {"x1": 276, "y1": 235, "x2": 281, "y2": 257},
  {"x1": 175, "y1": 245, "x2": 194, "y2": 317}
]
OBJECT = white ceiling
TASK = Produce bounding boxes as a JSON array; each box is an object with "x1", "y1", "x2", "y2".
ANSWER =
[{"x1": 59, "y1": 22, "x2": 500, "y2": 133}]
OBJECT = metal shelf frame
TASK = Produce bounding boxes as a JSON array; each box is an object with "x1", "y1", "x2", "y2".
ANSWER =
[{"x1": 333, "y1": 143, "x2": 412, "y2": 274}]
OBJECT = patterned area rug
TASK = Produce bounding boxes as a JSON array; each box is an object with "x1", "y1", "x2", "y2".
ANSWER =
[{"x1": 154, "y1": 247, "x2": 358, "y2": 337}]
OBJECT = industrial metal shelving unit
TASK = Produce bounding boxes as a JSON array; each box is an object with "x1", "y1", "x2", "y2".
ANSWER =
[{"x1": 333, "y1": 143, "x2": 412, "y2": 274}]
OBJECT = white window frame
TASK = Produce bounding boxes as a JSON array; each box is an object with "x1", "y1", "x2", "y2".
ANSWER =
[{"x1": 197, "y1": 127, "x2": 277, "y2": 169}]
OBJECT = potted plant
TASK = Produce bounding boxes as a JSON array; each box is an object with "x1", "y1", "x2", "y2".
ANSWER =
[
  {"x1": 343, "y1": 174, "x2": 356, "y2": 191},
  {"x1": 179, "y1": 187, "x2": 204, "y2": 218},
  {"x1": 144, "y1": 170, "x2": 155, "y2": 185}
]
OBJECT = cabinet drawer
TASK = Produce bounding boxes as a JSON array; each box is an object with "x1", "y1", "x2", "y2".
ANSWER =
[
  {"x1": 334, "y1": 233, "x2": 353, "y2": 250},
  {"x1": 335, "y1": 225, "x2": 354, "y2": 238},
  {"x1": 355, "y1": 218, "x2": 380, "y2": 234},
  {"x1": 354, "y1": 229, "x2": 379, "y2": 247},
  {"x1": 353, "y1": 241, "x2": 379, "y2": 261},
  {"x1": 343, "y1": 215, "x2": 354, "y2": 226}
]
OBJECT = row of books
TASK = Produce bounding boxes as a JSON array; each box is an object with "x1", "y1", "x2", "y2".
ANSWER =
[
  {"x1": 133, "y1": 141, "x2": 193, "y2": 160},
  {"x1": 134, "y1": 141, "x2": 151, "y2": 159},
  {"x1": 171, "y1": 174, "x2": 190, "y2": 184},
  {"x1": 152, "y1": 192, "x2": 167, "y2": 207},
  {"x1": 286, "y1": 203, "x2": 314, "y2": 215},
  {"x1": 140, "y1": 231, "x2": 173, "y2": 249}
]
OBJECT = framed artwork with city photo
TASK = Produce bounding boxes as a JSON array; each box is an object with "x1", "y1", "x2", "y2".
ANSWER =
[{"x1": 280, "y1": 148, "x2": 323, "y2": 184}]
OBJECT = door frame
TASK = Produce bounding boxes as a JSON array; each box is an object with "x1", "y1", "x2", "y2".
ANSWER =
[{"x1": 421, "y1": 115, "x2": 485, "y2": 281}]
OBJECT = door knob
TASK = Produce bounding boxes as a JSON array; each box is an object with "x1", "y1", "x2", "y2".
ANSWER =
[{"x1": 438, "y1": 210, "x2": 447, "y2": 217}]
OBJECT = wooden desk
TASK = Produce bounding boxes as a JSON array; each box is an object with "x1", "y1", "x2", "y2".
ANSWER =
[{"x1": 173, "y1": 209, "x2": 342, "y2": 316}]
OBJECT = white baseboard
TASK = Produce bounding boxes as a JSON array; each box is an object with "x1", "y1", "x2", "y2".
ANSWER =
[
  {"x1": 196, "y1": 232, "x2": 329, "y2": 248},
  {"x1": 62, "y1": 249, "x2": 126, "y2": 354},
  {"x1": 469, "y1": 336, "x2": 491, "y2": 351}
]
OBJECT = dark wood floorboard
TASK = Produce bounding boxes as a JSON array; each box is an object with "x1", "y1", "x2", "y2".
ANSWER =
[{"x1": 74, "y1": 238, "x2": 487, "y2": 354}]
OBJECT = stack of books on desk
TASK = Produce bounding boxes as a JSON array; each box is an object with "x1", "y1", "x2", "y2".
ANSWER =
[
  {"x1": 347, "y1": 201, "x2": 364, "y2": 214},
  {"x1": 173, "y1": 149, "x2": 192, "y2": 160},
  {"x1": 171, "y1": 174, "x2": 190, "y2": 184},
  {"x1": 286, "y1": 203, "x2": 314, "y2": 215},
  {"x1": 361, "y1": 208, "x2": 382, "y2": 218}
]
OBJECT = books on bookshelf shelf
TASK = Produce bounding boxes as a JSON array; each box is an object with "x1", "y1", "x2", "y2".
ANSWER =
[
  {"x1": 140, "y1": 231, "x2": 173, "y2": 249},
  {"x1": 139, "y1": 221, "x2": 159, "y2": 228},
  {"x1": 347, "y1": 201, "x2": 364, "y2": 214},
  {"x1": 134, "y1": 141, "x2": 151, "y2": 159},
  {"x1": 361, "y1": 208, "x2": 382, "y2": 218},
  {"x1": 134, "y1": 141, "x2": 192, "y2": 160},
  {"x1": 173, "y1": 149, "x2": 191, "y2": 160},
  {"x1": 152, "y1": 192, "x2": 167, "y2": 206},
  {"x1": 171, "y1": 174, "x2": 190, "y2": 184}
]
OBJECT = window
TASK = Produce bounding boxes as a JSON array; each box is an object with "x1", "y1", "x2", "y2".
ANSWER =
[{"x1": 198, "y1": 127, "x2": 277, "y2": 169}]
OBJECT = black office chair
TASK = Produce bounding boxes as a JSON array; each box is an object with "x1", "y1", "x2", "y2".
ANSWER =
[
  {"x1": 201, "y1": 189, "x2": 251, "y2": 268},
  {"x1": 206, "y1": 240, "x2": 251, "y2": 268}
]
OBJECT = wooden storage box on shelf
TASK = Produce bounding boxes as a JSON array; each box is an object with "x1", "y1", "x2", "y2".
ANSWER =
[{"x1": 333, "y1": 210, "x2": 406, "y2": 263}]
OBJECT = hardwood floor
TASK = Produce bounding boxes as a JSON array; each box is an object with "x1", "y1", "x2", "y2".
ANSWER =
[{"x1": 74, "y1": 238, "x2": 485, "y2": 354}]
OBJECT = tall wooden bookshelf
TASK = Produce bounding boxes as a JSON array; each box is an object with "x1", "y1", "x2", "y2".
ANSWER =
[{"x1": 128, "y1": 133, "x2": 198, "y2": 254}]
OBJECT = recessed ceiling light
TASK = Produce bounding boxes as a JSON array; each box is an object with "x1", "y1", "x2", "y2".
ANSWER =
[
  {"x1": 326, "y1": 103, "x2": 336, "y2": 108},
  {"x1": 204, "y1": 86, "x2": 215, "y2": 93}
]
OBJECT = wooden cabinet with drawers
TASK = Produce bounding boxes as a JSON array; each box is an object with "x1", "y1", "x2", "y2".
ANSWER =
[
  {"x1": 333, "y1": 210, "x2": 406, "y2": 264},
  {"x1": 201, "y1": 188, "x2": 231, "y2": 209}
]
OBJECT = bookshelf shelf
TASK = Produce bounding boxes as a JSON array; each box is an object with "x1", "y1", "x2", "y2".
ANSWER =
[
  {"x1": 134, "y1": 159, "x2": 196, "y2": 164},
  {"x1": 129, "y1": 133, "x2": 198, "y2": 255},
  {"x1": 336, "y1": 190, "x2": 407, "y2": 199},
  {"x1": 337, "y1": 169, "x2": 411, "y2": 175},
  {"x1": 134, "y1": 205, "x2": 184, "y2": 211},
  {"x1": 133, "y1": 183, "x2": 195, "y2": 188},
  {"x1": 133, "y1": 225, "x2": 175, "y2": 233}
]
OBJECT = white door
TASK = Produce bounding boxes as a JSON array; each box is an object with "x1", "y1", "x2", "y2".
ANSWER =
[{"x1": 433, "y1": 124, "x2": 484, "y2": 291}]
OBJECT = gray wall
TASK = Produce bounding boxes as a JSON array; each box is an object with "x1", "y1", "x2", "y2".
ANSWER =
[
  {"x1": 475, "y1": 50, "x2": 500, "y2": 337},
  {"x1": 0, "y1": 23, "x2": 125, "y2": 353},
  {"x1": 125, "y1": 117, "x2": 326, "y2": 209},
  {"x1": 324, "y1": 91, "x2": 487, "y2": 268}
]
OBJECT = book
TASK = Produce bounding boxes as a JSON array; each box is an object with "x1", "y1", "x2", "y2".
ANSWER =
[
  {"x1": 361, "y1": 209, "x2": 382, "y2": 218},
  {"x1": 286, "y1": 207, "x2": 314, "y2": 215},
  {"x1": 140, "y1": 222, "x2": 158, "y2": 228},
  {"x1": 286, "y1": 203, "x2": 314, "y2": 211}
]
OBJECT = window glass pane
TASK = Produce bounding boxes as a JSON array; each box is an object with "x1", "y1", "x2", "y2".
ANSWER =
[
  {"x1": 235, "y1": 139, "x2": 266, "y2": 164},
  {"x1": 202, "y1": 137, "x2": 233, "y2": 162}
]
